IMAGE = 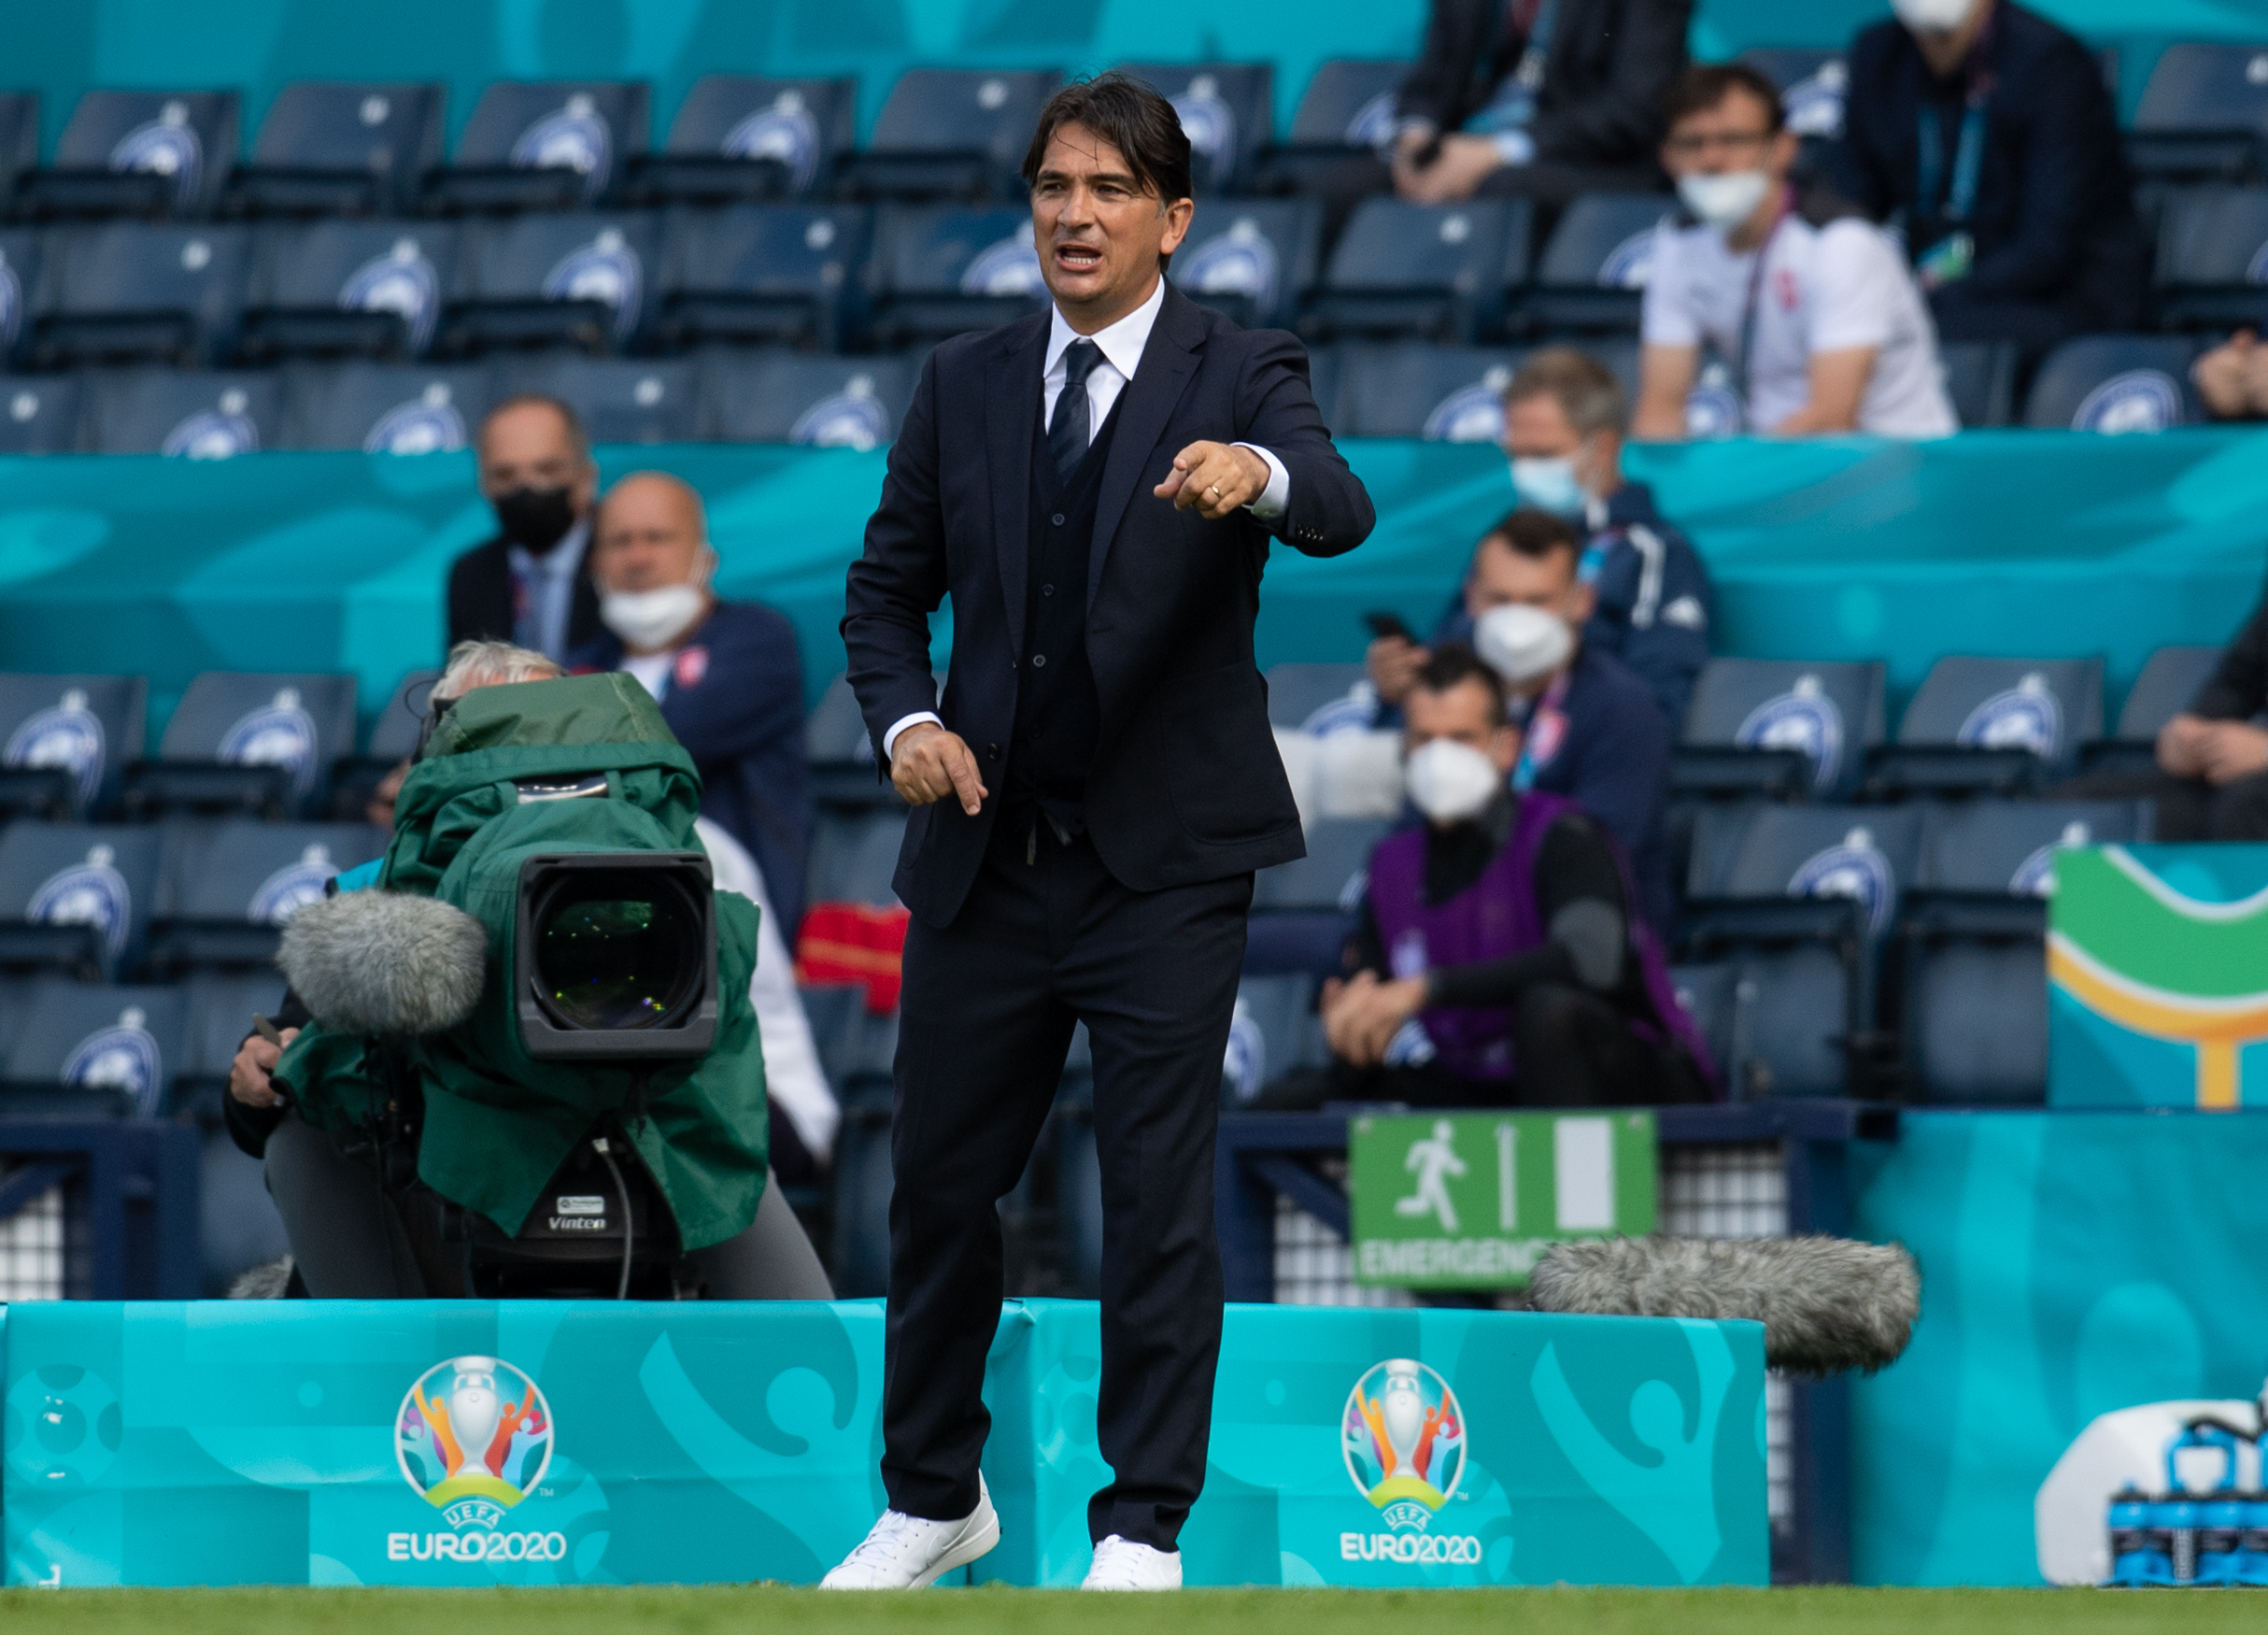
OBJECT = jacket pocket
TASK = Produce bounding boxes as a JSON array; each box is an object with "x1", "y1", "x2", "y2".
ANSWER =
[{"x1": 1159, "y1": 660, "x2": 1297, "y2": 844}]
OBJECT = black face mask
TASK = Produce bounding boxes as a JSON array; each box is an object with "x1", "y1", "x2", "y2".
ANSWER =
[{"x1": 491, "y1": 485, "x2": 579, "y2": 554}]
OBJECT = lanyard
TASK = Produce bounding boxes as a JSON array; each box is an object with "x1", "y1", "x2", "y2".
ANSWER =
[
  {"x1": 1510, "y1": 0, "x2": 1559, "y2": 92},
  {"x1": 1733, "y1": 189, "x2": 1793, "y2": 413},
  {"x1": 1916, "y1": 71, "x2": 1992, "y2": 224},
  {"x1": 1511, "y1": 667, "x2": 1573, "y2": 792}
]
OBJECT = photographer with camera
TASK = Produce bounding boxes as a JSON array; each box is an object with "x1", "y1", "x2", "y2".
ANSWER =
[{"x1": 228, "y1": 640, "x2": 829, "y2": 1301}]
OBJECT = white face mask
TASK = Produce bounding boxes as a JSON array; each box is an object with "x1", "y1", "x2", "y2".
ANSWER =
[
  {"x1": 601, "y1": 582, "x2": 707, "y2": 651},
  {"x1": 1473, "y1": 603, "x2": 1575, "y2": 689},
  {"x1": 1892, "y1": 0, "x2": 1973, "y2": 32},
  {"x1": 1677, "y1": 168, "x2": 1773, "y2": 234},
  {"x1": 1405, "y1": 738, "x2": 1505, "y2": 825},
  {"x1": 1510, "y1": 454, "x2": 1587, "y2": 519}
]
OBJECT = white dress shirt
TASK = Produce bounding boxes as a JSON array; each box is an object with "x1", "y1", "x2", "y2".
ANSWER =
[
  {"x1": 883, "y1": 277, "x2": 1294, "y2": 760},
  {"x1": 506, "y1": 516, "x2": 592, "y2": 663}
]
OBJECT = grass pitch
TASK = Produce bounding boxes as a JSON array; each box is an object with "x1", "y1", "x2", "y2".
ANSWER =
[{"x1": 0, "y1": 1586, "x2": 2251, "y2": 1634}]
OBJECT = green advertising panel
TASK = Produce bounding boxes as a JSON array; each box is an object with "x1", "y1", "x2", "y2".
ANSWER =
[{"x1": 1349, "y1": 1111, "x2": 1657, "y2": 1288}]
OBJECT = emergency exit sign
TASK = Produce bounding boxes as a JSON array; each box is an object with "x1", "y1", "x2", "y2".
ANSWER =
[{"x1": 1348, "y1": 1111, "x2": 1657, "y2": 1289}]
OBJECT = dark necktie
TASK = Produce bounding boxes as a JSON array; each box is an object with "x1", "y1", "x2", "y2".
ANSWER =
[{"x1": 1048, "y1": 339, "x2": 1101, "y2": 481}]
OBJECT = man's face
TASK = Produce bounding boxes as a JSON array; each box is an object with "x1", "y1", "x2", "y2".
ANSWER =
[
  {"x1": 1405, "y1": 677, "x2": 1519, "y2": 778},
  {"x1": 1029, "y1": 121, "x2": 1193, "y2": 327},
  {"x1": 477, "y1": 403, "x2": 596, "y2": 512},
  {"x1": 1466, "y1": 537, "x2": 1595, "y2": 630},
  {"x1": 1503, "y1": 392, "x2": 1620, "y2": 498},
  {"x1": 591, "y1": 476, "x2": 709, "y2": 594},
  {"x1": 1661, "y1": 88, "x2": 1796, "y2": 186}
]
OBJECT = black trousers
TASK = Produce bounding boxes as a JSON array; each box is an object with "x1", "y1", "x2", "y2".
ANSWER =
[
  {"x1": 2055, "y1": 765, "x2": 2268, "y2": 842},
  {"x1": 883, "y1": 814, "x2": 1252, "y2": 1550}
]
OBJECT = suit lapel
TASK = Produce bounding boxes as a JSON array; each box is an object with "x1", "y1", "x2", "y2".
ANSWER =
[
  {"x1": 1087, "y1": 285, "x2": 1204, "y2": 614},
  {"x1": 985, "y1": 320, "x2": 1047, "y2": 657}
]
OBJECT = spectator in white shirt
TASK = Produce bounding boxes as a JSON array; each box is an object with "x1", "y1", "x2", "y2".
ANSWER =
[{"x1": 1634, "y1": 64, "x2": 1959, "y2": 442}]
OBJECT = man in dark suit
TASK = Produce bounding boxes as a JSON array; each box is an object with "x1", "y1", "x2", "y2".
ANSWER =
[
  {"x1": 827, "y1": 75, "x2": 1373, "y2": 1592},
  {"x1": 445, "y1": 395, "x2": 604, "y2": 662}
]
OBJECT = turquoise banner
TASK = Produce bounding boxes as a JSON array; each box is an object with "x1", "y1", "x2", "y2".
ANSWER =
[
  {"x1": 4, "y1": 429, "x2": 2265, "y2": 739},
  {"x1": 2, "y1": 1297, "x2": 1765, "y2": 1588}
]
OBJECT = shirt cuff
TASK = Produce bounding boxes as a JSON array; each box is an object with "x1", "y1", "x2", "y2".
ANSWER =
[
  {"x1": 1490, "y1": 129, "x2": 1535, "y2": 166},
  {"x1": 881, "y1": 711, "x2": 942, "y2": 762},
  {"x1": 1234, "y1": 443, "x2": 1291, "y2": 519}
]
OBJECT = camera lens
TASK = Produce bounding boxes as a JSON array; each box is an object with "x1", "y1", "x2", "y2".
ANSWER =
[{"x1": 532, "y1": 874, "x2": 702, "y2": 1031}]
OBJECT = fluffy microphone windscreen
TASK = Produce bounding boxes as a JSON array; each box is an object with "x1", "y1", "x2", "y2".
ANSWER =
[{"x1": 277, "y1": 889, "x2": 489, "y2": 1037}]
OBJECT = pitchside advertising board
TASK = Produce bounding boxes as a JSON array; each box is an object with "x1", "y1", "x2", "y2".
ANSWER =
[
  {"x1": 3, "y1": 1299, "x2": 1766, "y2": 1587},
  {"x1": 1349, "y1": 1111, "x2": 1657, "y2": 1288}
]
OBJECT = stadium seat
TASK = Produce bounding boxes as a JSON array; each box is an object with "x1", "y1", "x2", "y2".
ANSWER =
[
  {"x1": 630, "y1": 76, "x2": 858, "y2": 206},
  {"x1": 237, "y1": 220, "x2": 461, "y2": 363},
  {"x1": 1336, "y1": 343, "x2": 1525, "y2": 439},
  {"x1": 500, "y1": 355, "x2": 696, "y2": 444},
  {"x1": 121, "y1": 671, "x2": 357, "y2": 820},
  {"x1": 0, "y1": 376, "x2": 86, "y2": 455},
  {"x1": 1523, "y1": 193, "x2": 1675, "y2": 335},
  {"x1": 145, "y1": 818, "x2": 387, "y2": 976},
  {"x1": 838, "y1": 69, "x2": 1062, "y2": 204},
  {"x1": 1667, "y1": 960, "x2": 1750, "y2": 1095},
  {"x1": 222, "y1": 81, "x2": 445, "y2": 219},
  {"x1": 0, "y1": 978, "x2": 186, "y2": 1118},
  {"x1": 1168, "y1": 198, "x2": 1323, "y2": 331},
  {"x1": 174, "y1": 968, "x2": 287, "y2": 1110},
  {"x1": 423, "y1": 80, "x2": 649, "y2": 214},
  {"x1": 805, "y1": 807, "x2": 908, "y2": 907},
  {"x1": 1302, "y1": 198, "x2": 1530, "y2": 343},
  {"x1": 1253, "y1": 58, "x2": 1404, "y2": 196},
  {"x1": 2152, "y1": 186, "x2": 2268, "y2": 332},
  {"x1": 1680, "y1": 803, "x2": 1923, "y2": 1098},
  {"x1": 1117, "y1": 64, "x2": 1274, "y2": 195},
  {"x1": 2022, "y1": 334, "x2": 2201, "y2": 431},
  {"x1": 655, "y1": 204, "x2": 873, "y2": 353},
  {"x1": 868, "y1": 205, "x2": 1046, "y2": 349},
  {"x1": 1246, "y1": 815, "x2": 1392, "y2": 977},
  {"x1": 0, "y1": 823, "x2": 163, "y2": 980},
  {"x1": 1865, "y1": 656, "x2": 2103, "y2": 797},
  {"x1": 701, "y1": 351, "x2": 914, "y2": 448},
  {"x1": 15, "y1": 91, "x2": 241, "y2": 220},
  {"x1": 278, "y1": 361, "x2": 493, "y2": 454},
  {"x1": 0, "y1": 673, "x2": 147, "y2": 818},
  {"x1": 1223, "y1": 972, "x2": 1329, "y2": 1104},
  {"x1": 1740, "y1": 50, "x2": 1847, "y2": 141},
  {"x1": 1938, "y1": 338, "x2": 2020, "y2": 429},
  {"x1": 826, "y1": 999, "x2": 900, "y2": 1297},
  {"x1": 438, "y1": 211, "x2": 661, "y2": 357},
  {"x1": 0, "y1": 226, "x2": 44, "y2": 358},
  {"x1": 1898, "y1": 798, "x2": 2151, "y2": 1103},
  {"x1": 328, "y1": 667, "x2": 437, "y2": 820},
  {"x1": 2125, "y1": 44, "x2": 2268, "y2": 184},
  {"x1": 1677, "y1": 658, "x2": 1888, "y2": 802},
  {"x1": 25, "y1": 222, "x2": 251, "y2": 369},
  {"x1": 1264, "y1": 661, "x2": 1373, "y2": 733},
  {"x1": 2080, "y1": 643, "x2": 2222, "y2": 775},
  {"x1": 805, "y1": 672, "x2": 914, "y2": 809},
  {"x1": 80, "y1": 370, "x2": 283, "y2": 459},
  {"x1": 0, "y1": 95, "x2": 37, "y2": 214}
]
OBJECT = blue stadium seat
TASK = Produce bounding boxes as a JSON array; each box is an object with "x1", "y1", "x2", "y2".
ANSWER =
[
  {"x1": 2126, "y1": 44, "x2": 2268, "y2": 184},
  {"x1": 122, "y1": 671, "x2": 357, "y2": 821},
  {"x1": 1740, "y1": 50, "x2": 1847, "y2": 141},
  {"x1": 0, "y1": 376, "x2": 85, "y2": 455},
  {"x1": 1223, "y1": 972, "x2": 1328, "y2": 1104},
  {"x1": 839, "y1": 69, "x2": 1062, "y2": 204},
  {"x1": 145, "y1": 818, "x2": 387, "y2": 975},
  {"x1": 1898, "y1": 798, "x2": 2151, "y2": 1103},
  {"x1": 1246, "y1": 816, "x2": 1392, "y2": 978},
  {"x1": 656, "y1": 205, "x2": 873, "y2": 352},
  {"x1": 424, "y1": 81, "x2": 649, "y2": 214},
  {"x1": 1866, "y1": 656, "x2": 2103, "y2": 797},
  {"x1": 1251, "y1": 59, "x2": 1405, "y2": 210},
  {"x1": 25, "y1": 222, "x2": 251, "y2": 369},
  {"x1": 0, "y1": 95, "x2": 37, "y2": 213},
  {"x1": 439, "y1": 212, "x2": 661, "y2": 358},
  {"x1": 0, "y1": 823, "x2": 163, "y2": 980},
  {"x1": 700, "y1": 350, "x2": 914, "y2": 448},
  {"x1": 0, "y1": 674, "x2": 146, "y2": 819},
  {"x1": 806, "y1": 807, "x2": 908, "y2": 908},
  {"x1": 278, "y1": 361, "x2": 493, "y2": 454},
  {"x1": 177, "y1": 967, "x2": 291, "y2": 1286},
  {"x1": 499, "y1": 355, "x2": 696, "y2": 444},
  {"x1": 238, "y1": 221, "x2": 460, "y2": 364},
  {"x1": 826, "y1": 999, "x2": 900, "y2": 1297},
  {"x1": 2023, "y1": 334, "x2": 2201, "y2": 431},
  {"x1": 80, "y1": 370, "x2": 282, "y2": 459},
  {"x1": 1524, "y1": 193, "x2": 1675, "y2": 335},
  {"x1": 2079, "y1": 643, "x2": 2222, "y2": 776},
  {"x1": 0, "y1": 979, "x2": 186, "y2": 1118},
  {"x1": 1304, "y1": 199, "x2": 1530, "y2": 342},
  {"x1": 1263, "y1": 661, "x2": 1373, "y2": 733},
  {"x1": 0, "y1": 226, "x2": 45, "y2": 360},
  {"x1": 1169, "y1": 198, "x2": 1323, "y2": 331},
  {"x1": 804, "y1": 671, "x2": 914, "y2": 810},
  {"x1": 633, "y1": 77, "x2": 858, "y2": 206},
  {"x1": 2153, "y1": 186, "x2": 2268, "y2": 331},
  {"x1": 1938, "y1": 338, "x2": 2020, "y2": 429},
  {"x1": 326, "y1": 667, "x2": 438, "y2": 820},
  {"x1": 869, "y1": 205, "x2": 1046, "y2": 349},
  {"x1": 175, "y1": 969, "x2": 287, "y2": 1104},
  {"x1": 1118, "y1": 64, "x2": 1274, "y2": 195},
  {"x1": 1677, "y1": 658, "x2": 1888, "y2": 802},
  {"x1": 224, "y1": 81, "x2": 445, "y2": 219},
  {"x1": 1337, "y1": 343, "x2": 1524, "y2": 438},
  {"x1": 16, "y1": 92, "x2": 241, "y2": 220},
  {"x1": 1667, "y1": 961, "x2": 1750, "y2": 1094}
]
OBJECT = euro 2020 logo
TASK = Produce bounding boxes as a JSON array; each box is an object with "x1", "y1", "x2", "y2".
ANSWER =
[
  {"x1": 1344, "y1": 1358, "x2": 1467, "y2": 1537},
  {"x1": 398, "y1": 1356, "x2": 553, "y2": 1517}
]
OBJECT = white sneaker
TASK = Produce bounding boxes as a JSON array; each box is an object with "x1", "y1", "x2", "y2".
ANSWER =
[
  {"x1": 818, "y1": 1476, "x2": 1000, "y2": 1589},
  {"x1": 1081, "y1": 1533, "x2": 1182, "y2": 1590}
]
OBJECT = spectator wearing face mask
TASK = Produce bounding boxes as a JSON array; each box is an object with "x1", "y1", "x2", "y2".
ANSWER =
[
  {"x1": 1320, "y1": 645, "x2": 1711, "y2": 1107},
  {"x1": 447, "y1": 396, "x2": 604, "y2": 661},
  {"x1": 1634, "y1": 64, "x2": 1958, "y2": 441},
  {"x1": 568, "y1": 471, "x2": 814, "y2": 938},
  {"x1": 1503, "y1": 347, "x2": 1713, "y2": 728}
]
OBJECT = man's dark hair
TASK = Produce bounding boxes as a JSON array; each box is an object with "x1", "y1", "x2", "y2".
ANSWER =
[
  {"x1": 1480, "y1": 507, "x2": 1584, "y2": 569},
  {"x1": 1020, "y1": 72, "x2": 1195, "y2": 212},
  {"x1": 1412, "y1": 643, "x2": 1508, "y2": 728},
  {"x1": 1662, "y1": 64, "x2": 1786, "y2": 135},
  {"x1": 478, "y1": 393, "x2": 591, "y2": 466}
]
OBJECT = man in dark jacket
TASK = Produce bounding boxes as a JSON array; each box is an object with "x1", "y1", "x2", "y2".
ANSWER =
[
  {"x1": 446, "y1": 395, "x2": 604, "y2": 662},
  {"x1": 1836, "y1": 0, "x2": 2147, "y2": 359},
  {"x1": 567, "y1": 471, "x2": 813, "y2": 936}
]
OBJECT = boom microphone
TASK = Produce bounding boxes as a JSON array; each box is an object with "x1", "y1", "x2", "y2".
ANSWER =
[
  {"x1": 277, "y1": 890, "x2": 489, "y2": 1037},
  {"x1": 1528, "y1": 1235, "x2": 1921, "y2": 1377}
]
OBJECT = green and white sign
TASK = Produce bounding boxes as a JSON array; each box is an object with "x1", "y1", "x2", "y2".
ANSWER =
[{"x1": 1349, "y1": 1112, "x2": 1657, "y2": 1289}]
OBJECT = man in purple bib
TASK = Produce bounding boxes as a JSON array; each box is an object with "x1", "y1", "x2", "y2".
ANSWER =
[{"x1": 1322, "y1": 645, "x2": 1713, "y2": 1105}]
